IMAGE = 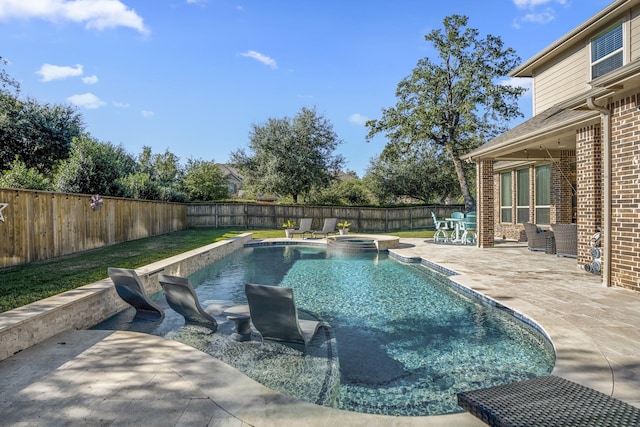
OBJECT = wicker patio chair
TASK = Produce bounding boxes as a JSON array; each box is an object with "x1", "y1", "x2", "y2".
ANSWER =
[
  {"x1": 523, "y1": 222, "x2": 553, "y2": 252},
  {"x1": 551, "y1": 223, "x2": 578, "y2": 258}
]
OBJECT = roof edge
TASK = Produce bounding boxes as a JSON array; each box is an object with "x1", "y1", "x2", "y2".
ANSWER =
[{"x1": 510, "y1": 0, "x2": 638, "y2": 78}]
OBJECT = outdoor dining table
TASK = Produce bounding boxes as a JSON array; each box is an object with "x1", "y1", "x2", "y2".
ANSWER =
[{"x1": 445, "y1": 217, "x2": 465, "y2": 243}]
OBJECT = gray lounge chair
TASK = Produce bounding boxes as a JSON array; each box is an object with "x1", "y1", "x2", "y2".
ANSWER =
[
  {"x1": 158, "y1": 274, "x2": 218, "y2": 331},
  {"x1": 289, "y1": 218, "x2": 313, "y2": 239},
  {"x1": 245, "y1": 283, "x2": 321, "y2": 347},
  {"x1": 312, "y1": 218, "x2": 338, "y2": 238},
  {"x1": 107, "y1": 267, "x2": 164, "y2": 320},
  {"x1": 523, "y1": 222, "x2": 553, "y2": 252}
]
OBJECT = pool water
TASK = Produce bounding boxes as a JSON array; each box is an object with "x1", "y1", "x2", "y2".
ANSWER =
[
  {"x1": 185, "y1": 245, "x2": 555, "y2": 416},
  {"x1": 95, "y1": 244, "x2": 555, "y2": 416}
]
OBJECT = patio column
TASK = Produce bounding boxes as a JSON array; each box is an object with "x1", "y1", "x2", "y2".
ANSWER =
[
  {"x1": 551, "y1": 150, "x2": 576, "y2": 224},
  {"x1": 477, "y1": 160, "x2": 494, "y2": 248},
  {"x1": 576, "y1": 125, "x2": 602, "y2": 266}
]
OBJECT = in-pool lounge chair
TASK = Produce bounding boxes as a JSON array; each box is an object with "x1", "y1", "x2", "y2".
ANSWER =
[
  {"x1": 289, "y1": 218, "x2": 313, "y2": 239},
  {"x1": 158, "y1": 274, "x2": 218, "y2": 331},
  {"x1": 312, "y1": 218, "x2": 338, "y2": 238},
  {"x1": 107, "y1": 267, "x2": 164, "y2": 320},
  {"x1": 245, "y1": 283, "x2": 321, "y2": 347}
]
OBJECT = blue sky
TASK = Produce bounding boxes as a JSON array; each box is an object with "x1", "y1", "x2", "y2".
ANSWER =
[{"x1": 0, "y1": 0, "x2": 613, "y2": 176}]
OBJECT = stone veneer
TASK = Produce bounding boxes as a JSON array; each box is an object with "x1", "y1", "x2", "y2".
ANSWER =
[{"x1": 0, "y1": 233, "x2": 253, "y2": 362}]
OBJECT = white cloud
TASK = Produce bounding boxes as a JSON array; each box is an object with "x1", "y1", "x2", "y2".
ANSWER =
[
  {"x1": 521, "y1": 10, "x2": 555, "y2": 25},
  {"x1": 348, "y1": 113, "x2": 369, "y2": 126},
  {"x1": 240, "y1": 50, "x2": 278, "y2": 70},
  {"x1": 0, "y1": 0, "x2": 149, "y2": 35},
  {"x1": 513, "y1": 0, "x2": 566, "y2": 8},
  {"x1": 112, "y1": 100, "x2": 129, "y2": 108},
  {"x1": 67, "y1": 92, "x2": 106, "y2": 109},
  {"x1": 36, "y1": 63, "x2": 83, "y2": 82},
  {"x1": 141, "y1": 110, "x2": 154, "y2": 118},
  {"x1": 82, "y1": 75, "x2": 98, "y2": 84}
]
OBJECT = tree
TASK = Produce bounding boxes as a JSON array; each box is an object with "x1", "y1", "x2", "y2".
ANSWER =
[
  {"x1": 366, "y1": 15, "x2": 525, "y2": 212},
  {"x1": 126, "y1": 147, "x2": 186, "y2": 202},
  {"x1": 231, "y1": 106, "x2": 345, "y2": 203},
  {"x1": 310, "y1": 176, "x2": 376, "y2": 206},
  {"x1": 365, "y1": 143, "x2": 462, "y2": 204},
  {"x1": 181, "y1": 158, "x2": 229, "y2": 201},
  {"x1": 53, "y1": 134, "x2": 136, "y2": 196},
  {"x1": 0, "y1": 95, "x2": 84, "y2": 174},
  {"x1": 0, "y1": 157, "x2": 52, "y2": 190},
  {"x1": 0, "y1": 56, "x2": 18, "y2": 93}
]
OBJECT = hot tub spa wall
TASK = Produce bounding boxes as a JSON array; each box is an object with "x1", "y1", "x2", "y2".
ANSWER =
[{"x1": 0, "y1": 233, "x2": 253, "y2": 362}]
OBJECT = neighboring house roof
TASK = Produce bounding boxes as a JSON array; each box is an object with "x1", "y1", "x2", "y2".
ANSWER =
[{"x1": 217, "y1": 164, "x2": 243, "y2": 183}]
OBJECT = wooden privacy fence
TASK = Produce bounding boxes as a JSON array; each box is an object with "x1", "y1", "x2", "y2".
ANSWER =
[
  {"x1": 0, "y1": 188, "x2": 463, "y2": 268},
  {"x1": 187, "y1": 203, "x2": 464, "y2": 232},
  {"x1": 0, "y1": 188, "x2": 187, "y2": 268}
]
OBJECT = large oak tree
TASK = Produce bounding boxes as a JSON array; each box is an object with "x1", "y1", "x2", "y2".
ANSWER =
[
  {"x1": 366, "y1": 15, "x2": 525, "y2": 212},
  {"x1": 231, "y1": 106, "x2": 344, "y2": 203}
]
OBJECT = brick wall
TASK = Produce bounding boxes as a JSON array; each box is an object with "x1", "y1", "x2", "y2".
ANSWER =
[
  {"x1": 576, "y1": 124, "x2": 602, "y2": 267},
  {"x1": 478, "y1": 160, "x2": 495, "y2": 247},
  {"x1": 551, "y1": 150, "x2": 576, "y2": 224},
  {"x1": 609, "y1": 93, "x2": 640, "y2": 292}
]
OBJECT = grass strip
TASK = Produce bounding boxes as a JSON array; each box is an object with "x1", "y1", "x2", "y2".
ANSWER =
[{"x1": 0, "y1": 228, "x2": 432, "y2": 313}]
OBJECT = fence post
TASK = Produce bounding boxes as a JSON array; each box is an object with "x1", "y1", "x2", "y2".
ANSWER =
[{"x1": 385, "y1": 208, "x2": 389, "y2": 232}]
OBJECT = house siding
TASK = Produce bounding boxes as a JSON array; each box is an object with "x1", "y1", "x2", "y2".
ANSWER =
[
  {"x1": 630, "y1": 6, "x2": 640, "y2": 61},
  {"x1": 534, "y1": 46, "x2": 589, "y2": 115}
]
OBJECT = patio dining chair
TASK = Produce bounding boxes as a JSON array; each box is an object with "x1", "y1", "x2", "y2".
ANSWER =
[
  {"x1": 431, "y1": 212, "x2": 449, "y2": 243},
  {"x1": 460, "y1": 212, "x2": 477, "y2": 245}
]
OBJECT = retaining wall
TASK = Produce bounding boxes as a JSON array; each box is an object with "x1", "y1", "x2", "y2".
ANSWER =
[{"x1": 0, "y1": 233, "x2": 252, "y2": 362}]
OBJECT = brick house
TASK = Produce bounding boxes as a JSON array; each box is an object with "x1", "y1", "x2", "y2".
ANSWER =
[{"x1": 464, "y1": 0, "x2": 640, "y2": 292}]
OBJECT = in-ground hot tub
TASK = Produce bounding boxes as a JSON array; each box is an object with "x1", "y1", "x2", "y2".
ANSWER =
[{"x1": 326, "y1": 234, "x2": 400, "y2": 251}]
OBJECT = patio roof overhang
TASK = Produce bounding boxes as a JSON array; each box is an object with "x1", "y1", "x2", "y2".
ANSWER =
[
  {"x1": 465, "y1": 60, "x2": 640, "y2": 163},
  {"x1": 462, "y1": 107, "x2": 599, "y2": 162}
]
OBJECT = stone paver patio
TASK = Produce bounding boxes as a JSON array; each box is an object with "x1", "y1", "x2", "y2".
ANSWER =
[{"x1": 0, "y1": 237, "x2": 639, "y2": 426}]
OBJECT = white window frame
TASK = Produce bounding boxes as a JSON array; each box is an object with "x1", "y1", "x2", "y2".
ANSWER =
[
  {"x1": 535, "y1": 164, "x2": 551, "y2": 225},
  {"x1": 590, "y1": 21, "x2": 626, "y2": 80},
  {"x1": 516, "y1": 168, "x2": 530, "y2": 224},
  {"x1": 500, "y1": 171, "x2": 513, "y2": 224}
]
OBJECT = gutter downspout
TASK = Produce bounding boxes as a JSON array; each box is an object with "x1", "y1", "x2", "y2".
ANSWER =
[{"x1": 586, "y1": 97, "x2": 611, "y2": 288}]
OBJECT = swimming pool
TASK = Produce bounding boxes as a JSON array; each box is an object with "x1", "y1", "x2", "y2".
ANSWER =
[{"x1": 96, "y1": 244, "x2": 555, "y2": 416}]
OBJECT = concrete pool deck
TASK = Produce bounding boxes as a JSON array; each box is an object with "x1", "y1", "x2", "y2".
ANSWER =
[{"x1": 1, "y1": 237, "x2": 639, "y2": 426}]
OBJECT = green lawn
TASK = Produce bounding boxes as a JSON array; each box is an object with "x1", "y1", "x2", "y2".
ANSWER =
[{"x1": 0, "y1": 227, "x2": 433, "y2": 313}]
